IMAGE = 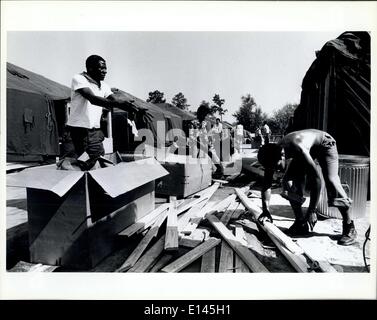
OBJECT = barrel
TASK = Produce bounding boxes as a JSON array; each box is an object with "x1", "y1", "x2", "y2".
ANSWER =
[{"x1": 316, "y1": 155, "x2": 370, "y2": 219}]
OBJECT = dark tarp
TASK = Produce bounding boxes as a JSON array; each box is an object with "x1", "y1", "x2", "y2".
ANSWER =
[
  {"x1": 7, "y1": 63, "x2": 70, "y2": 162},
  {"x1": 110, "y1": 89, "x2": 183, "y2": 152},
  {"x1": 288, "y1": 32, "x2": 370, "y2": 156},
  {"x1": 155, "y1": 103, "x2": 195, "y2": 137},
  {"x1": 155, "y1": 103, "x2": 196, "y2": 121}
]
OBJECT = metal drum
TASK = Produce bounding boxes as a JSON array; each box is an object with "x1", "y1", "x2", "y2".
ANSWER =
[{"x1": 316, "y1": 155, "x2": 370, "y2": 219}]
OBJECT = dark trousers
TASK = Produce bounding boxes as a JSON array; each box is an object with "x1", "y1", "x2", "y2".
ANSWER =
[{"x1": 68, "y1": 126, "x2": 105, "y2": 170}]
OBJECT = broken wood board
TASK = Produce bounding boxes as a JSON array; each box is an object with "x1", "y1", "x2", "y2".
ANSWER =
[
  {"x1": 175, "y1": 182, "x2": 220, "y2": 216},
  {"x1": 149, "y1": 253, "x2": 175, "y2": 272},
  {"x1": 116, "y1": 209, "x2": 169, "y2": 272},
  {"x1": 177, "y1": 195, "x2": 213, "y2": 233},
  {"x1": 179, "y1": 228, "x2": 210, "y2": 248},
  {"x1": 267, "y1": 232, "x2": 312, "y2": 273},
  {"x1": 234, "y1": 227, "x2": 250, "y2": 273},
  {"x1": 181, "y1": 193, "x2": 237, "y2": 236},
  {"x1": 218, "y1": 241, "x2": 234, "y2": 273},
  {"x1": 161, "y1": 237, "x2": 221, "y2": 273},
  {"x1": 200, "y1": 247, "x2": 216, "y2": 272},
  {"x1": 235, "y1": 188, "x2": 304, "y2": 255},
  {"x1": 127, "y1": 235, "x2": 166, "y2": 273},
  {"x1": 220, "y1": 201, "x2": 240, "y2": 226},
  {"x1": 231, "y1": 203, "x2": 245, "y2": 220},
  {"x1": 165, "y1": 208, "x2": 178, "y2": 251},
  {"x1": 118, "y1": 203, "x2": 170, "y2": 237},
  {"x1": 206, "y1": 214, "x2": 269, "y2": 273}
]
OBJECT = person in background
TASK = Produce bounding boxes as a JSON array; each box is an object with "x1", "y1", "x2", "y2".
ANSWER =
[
  {"x1": 255, "y1": 126, "x2": 264, "y2": 147},
  {"x1": 261, "y1": 121, "x2": 271, "y2": 144},
  {"x1": 66, "y1": 55, "x2": 151, "y2": 170},
  {"x1": 212, "y1": 118, "x2": 223, "y2": 135},
  {"x1": 194, "y1": 105, "x2": 224, "y2": 177},
  {"x1": 257, "y1": 129, "x2": 356, "y2": 246}
]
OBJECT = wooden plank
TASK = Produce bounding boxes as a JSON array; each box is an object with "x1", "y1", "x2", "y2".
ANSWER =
[
  {"x1": 179, "y1": 237, "x2": 202, "y2": 248},
  {"x1": 181, "y1": 194, "x2": 237, "y2": 235},
  {"x1": 206, "y1": 214, "x2": 269, "y2": 273},
  {"x1": 267, "y1": 232, "x2": 311, "y2": 273},
  {"x1": 234, "y1": 225, "x2": 248, "y2": 246},
  {"x1": 161, "y1": 237, "x2": 221, "y2": 273},
  {"x1": 179, "y1": 228, "x2": 209, "y2": 248},
  {"x1": 231, "y1": 203, "x2": 245, "y2": 220},
  {"x1": 175, "y1": 182, "x2": 220, "y2": 216},
  {"x1": 178, "y1": 198, "x2": 210, "y2": 233},
  {"x1": 234, "y1": 226, "x2": 250, "y2": 272},
  {"x1": 200, "y1": 247, "x2": 217, "y2": 273},
  {"x1": 127, "y1": 236, "x2": 166, "y2": 273},
  {"x1": 118, "y1": 203, "x2": 170, "y2": 237},
  {"x1": 149, "y1": 253, "x2": 175, "y2": 272},
  {"x1": 220, "y1": 201, "x2": 240, "y2": 226},
  {"x1": 234, "y1": 253, "x2": 250, "y2": 272},
  {"x1": 116, "y1": 210, "x2": 169, "y2": 272},
  {"x1": 164, "y1": 208, "x2": 178, "y2": 251},
  {"x1": 295, "y1": 239, "x2": 338, "y2": 273},
  {"x1": 218, "y1": 241, "x2": 234, "y2": 273},
  {"x1": 235, "y1": 188, "x2": 304, "y2": 255}
]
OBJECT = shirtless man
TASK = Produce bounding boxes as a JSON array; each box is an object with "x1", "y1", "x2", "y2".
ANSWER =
[{"x1": 257, "y1": 129, "x2": 356, "y2": 246}]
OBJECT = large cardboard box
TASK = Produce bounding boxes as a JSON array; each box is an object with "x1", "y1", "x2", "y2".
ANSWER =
[
  {"x1": 156, "y1": 154, "x2": 212, "y2": 198},
  {"x1": 7, "y1": 159, "x2": 168, "y2": 269}
]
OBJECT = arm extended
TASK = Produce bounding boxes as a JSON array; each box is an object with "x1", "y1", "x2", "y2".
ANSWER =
[
  {"x1": 299, "y1": 147, "x2": 321, "y2": 229},
  {"x1": 259, "y1": 168, "x2": 274, "y2": 223},
  {"x1": 76, "y1": 88, "x2": 138, "y2": 113}
]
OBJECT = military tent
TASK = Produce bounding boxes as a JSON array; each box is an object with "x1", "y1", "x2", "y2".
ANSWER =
[
  {"x1": 155, "y1": 103, "x2": 196, "y2": 121},
  {"x1": 6, "y1": 62, "x2": 70, "y2": 162},
  {"x1": 155, "y1": 102, "x2": 195, "y2": 137},
  {"x1": 288, "y1": 32, "x2": 370, "y2": 156},
  {"x1": 110, "y1": 89, "x2": 183, "y2": 152}
]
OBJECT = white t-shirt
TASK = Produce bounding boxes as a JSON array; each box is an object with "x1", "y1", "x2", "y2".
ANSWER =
[
  {"x1": 262, "y1": 124, "x2": 271, "y2": 135},
  {"x1": 67, "y1": 73, "x2": 113, "y2": 129},
  {"x1": 212, "y1": 123, "x2": 223, "y2": 134}
]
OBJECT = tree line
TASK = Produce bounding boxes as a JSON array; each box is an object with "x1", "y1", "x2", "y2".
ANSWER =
[{"x1": 146, "y1": 90, "x2": 297, "y2": 135}]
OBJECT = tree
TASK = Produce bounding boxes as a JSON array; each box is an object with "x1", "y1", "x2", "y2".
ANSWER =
[
  {"x1": 211, "y1": 94, "x2": 227, "y2": 121},
  {"x1": 269, "y1": 103, "x2": 298, "y2": 135},
  {"x1": 196, "y1": 100, "x2": 212, "y2": 121},
  {"x1": 171, "y1": 92, "x2": 190, "y2": 110},
  {"x1": 232, "y1": 94, "x2": 267, "y2": 133},
  {"x1": 146, "y1": 90, "x2": 166, "y2": 103}
]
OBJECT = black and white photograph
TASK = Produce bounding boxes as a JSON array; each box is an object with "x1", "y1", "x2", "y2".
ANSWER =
[{"x1": 1, "y1": 1, "x2": 376, "y2": 300}]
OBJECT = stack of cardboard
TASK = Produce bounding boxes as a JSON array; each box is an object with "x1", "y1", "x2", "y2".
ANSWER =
[{"x1": 6, "y1": 158, "x2": 169, "y2": 269}]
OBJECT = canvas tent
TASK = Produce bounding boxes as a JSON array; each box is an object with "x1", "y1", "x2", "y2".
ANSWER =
[
  {"x1": 6, "y1": 62, "x2": 70, "y2": 162},
  {"x1": 155, "y1": 102, "x2": 195, "y2": 137},
  {"x1": 110, "y1": 89, "x2": 183, "y2": 152},
  {"x1": 155, "y1": 103, "x2": 196, "y2": 121},
  {"x1": 288, "y1": 32, "x2": 370, "y2": 156}
]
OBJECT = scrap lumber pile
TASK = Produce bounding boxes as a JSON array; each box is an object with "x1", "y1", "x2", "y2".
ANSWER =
[{"x1": 112, "y1": 181, "x2": 336, "y2": 273}]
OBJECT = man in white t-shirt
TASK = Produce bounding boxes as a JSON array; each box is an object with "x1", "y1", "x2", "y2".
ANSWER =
[
  {"x1": 261, "y1": 121, "x2": 271, "y2": 144},
  {"x1": 66, "y1": 55, "x2": 151, "y2": 170}
]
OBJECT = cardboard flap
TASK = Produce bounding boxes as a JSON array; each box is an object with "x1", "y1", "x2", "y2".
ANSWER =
[
  {"x1": 89, "y1": 158, "x2": 169, "y2": 198},
  {"x1": 6, "y1": 165, "x2": 84, "y2": 197}
]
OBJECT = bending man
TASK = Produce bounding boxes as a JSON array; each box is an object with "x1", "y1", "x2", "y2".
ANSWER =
[{"x1": 257, "y1": 129, "x2": 356, "y2": 246}]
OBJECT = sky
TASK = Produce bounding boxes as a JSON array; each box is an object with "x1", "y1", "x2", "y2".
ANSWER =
[{"x1": 6, "y1": 31, "x2": 340, "y2": 123}]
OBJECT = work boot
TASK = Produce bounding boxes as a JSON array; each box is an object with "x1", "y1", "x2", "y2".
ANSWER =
[
  {"x1": 285, "y1": 220, "x2": 310, "y2": 237},
  {"x1": 338, "y1": 220, "x2": 357, "y2": 246}
]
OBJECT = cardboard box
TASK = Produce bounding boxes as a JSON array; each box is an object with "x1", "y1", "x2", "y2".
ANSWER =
[
  {"x1": 156, "y1": 154, "x2": 212, "y2": 198},
  {"x1": 6, "y1": 158, "x2": 168, "y2": 269}
]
